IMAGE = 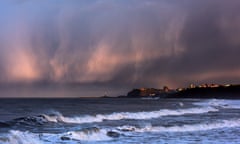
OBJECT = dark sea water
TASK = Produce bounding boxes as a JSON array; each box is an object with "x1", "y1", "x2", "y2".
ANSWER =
[{"x1": 0, "y1": 98, "x2": 240, "y2": 144}]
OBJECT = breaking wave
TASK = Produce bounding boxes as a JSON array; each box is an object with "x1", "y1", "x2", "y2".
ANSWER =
[
  {"x1": 11, "y1": 115, "x2": 48, "y2": 126},
  {"x1": 0, "y1": 130, "x2": 43, "y2": 144},
  {"x1": 43, "y1": 107, "x2": 218, "y2": 124},
  {"x1": 0, "y1": 128, "x2": 116, "y2": 144},
  {"x1": 194, "y1": 99, "x2": 240, "y2": 109},
  {"x1": 3, "y1": 105, "x2": 218, "y2": 127},
  {"x1": 1, "y1": 118, "x2": 240, "y2": 144},
  {"x1": 117, "y1": 118, "x2": 240, "y2": 133},
  {"x1": 4, "y1": 115, "x2": 50, "y2": 127},
  {"x1": 56, "y1": 128, "x2": 114, "y2": 141}
]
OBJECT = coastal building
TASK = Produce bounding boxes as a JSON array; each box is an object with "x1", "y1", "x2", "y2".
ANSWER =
[
  {"x1": 189, "y1": 84, "x2": 196, "y2": 89},
  {"x1": 127, "y1": 86, "x2": 175, "y2": 98}
]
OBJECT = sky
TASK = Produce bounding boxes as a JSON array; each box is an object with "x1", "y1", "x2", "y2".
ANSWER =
[{"x1": 0, "y1": 0, "x2": 240, "y2": 97}]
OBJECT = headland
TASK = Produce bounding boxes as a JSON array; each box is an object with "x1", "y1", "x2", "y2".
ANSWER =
[{"x1": 115, "y1": 84, "x2": 240, "y2": 99}]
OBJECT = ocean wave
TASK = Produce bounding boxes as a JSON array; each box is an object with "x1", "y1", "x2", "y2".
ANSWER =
[
  {"x1": 194, "y1": 99, "x2": 240, "y2": 109},
  {"x1": 2, "y1": 118, "x2": 240, "y2": 144},
  {"x1": 58, "y1": 128, "x2": 114, "y2": 141},
  {"x1": 42, "y1": 107, "x2": 218, "y2": 124},
  {"x1": 0, "y1": 122, "x2": 10, "y2": 128},
  {"x1": 0, "y1": 130, "x2": 43, "y2": 144},
  {"x1": 4, "y1": 105, "x2": 216, "y2": 127},
  {"x1": 11, "y1": 115, "x2": 48, "y2": 126},
  {"x1": 40, "y1": 128, "x2": 114, "y2": 142},
  {"x1": 5, "y1": 100, "x2": 225, "y2": 127},
  {"x1": 0, "y1": 127, "x2": 116, "y2": 144},
  {"x1": 3, "y1": 115, "x2": 51, "y2": 127},
  {"x1": 117, "y1": 118, "x2": 240, "y2": 133}
]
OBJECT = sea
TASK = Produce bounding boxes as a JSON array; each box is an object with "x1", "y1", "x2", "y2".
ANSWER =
[{"x1": 0, "y1": 98, "x2": 240, "y2": 144}]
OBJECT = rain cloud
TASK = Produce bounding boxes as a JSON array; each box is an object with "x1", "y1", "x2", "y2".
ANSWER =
[{"x1": 0, "y1": 0, "x2": 240, "y2": 96}]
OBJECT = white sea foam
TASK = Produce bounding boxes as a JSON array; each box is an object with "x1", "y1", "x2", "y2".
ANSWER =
[
  {"x1": 1, "y1": 118, "x2": 240, "y2": 144},
  {"x1": 0, "y1": 129, "x2": 113, "y2": 144},
  {"x1": 0, "y1": 130, "x2": 43, "y2": 144},
  {"x1": 43, "y1": 107, "x2": 218, "y2": 124},
  {"x1": 40, "y1": 130, "x2": 113, "y2": 143},
  {"x1": 117, "y1": 119, "x2": 240, "y2": 133},
  {"x1": 61, "y1": 129, "x2": 112, "y2": 141},
  {"x1": 194, "y1": 99, "x2": 240, "y2": 109}
]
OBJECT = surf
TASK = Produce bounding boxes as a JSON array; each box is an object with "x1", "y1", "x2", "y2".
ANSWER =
[
  {"x1": 42, "y1": 106, "x2": 218, "y2": 124},
  {"x1": 1, "y1": 118, "x2": 240, "y2": 144},
  {"x1": 117, "y1": 118, "x2": 240, "y2": 133}
]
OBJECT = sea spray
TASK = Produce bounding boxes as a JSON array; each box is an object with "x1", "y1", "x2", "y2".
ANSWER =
[
  {"x1": 0, "y1": 130, "x2": 43, "y2": 144},
  {"x1": 117, "y1": 118, "x2": 240, "y2": 133},
  {"x1": 194, "y1": 99, "x2": 240, "y2": 109},
  {"x1": 43, "y1": 106, "x2": 218, "y2": 124}
]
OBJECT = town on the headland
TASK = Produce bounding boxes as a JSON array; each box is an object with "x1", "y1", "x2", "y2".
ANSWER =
[{"x1": 115, "y1": 84, "x2": 240, "y2": 99}]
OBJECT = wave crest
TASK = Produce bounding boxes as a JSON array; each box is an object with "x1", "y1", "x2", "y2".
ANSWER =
[
  {"x1": 194, "y1": 99, "x2": 240, "y2": 109},
  {"x1": 117, "y1": 119, "x2": 240, "y2": 133},
  {"x1": 0, "y1": 130, "x2": 43, "y2": 144},
  {"x1": 43, "y1": 107, "x2": 218, "y2": 124}
]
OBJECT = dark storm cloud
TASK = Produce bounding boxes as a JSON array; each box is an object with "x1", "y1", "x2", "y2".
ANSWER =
[
  {"x1": 0, "y1": 0, "x2": 240, "y2": 96},
  {"x1": 171, "y1": 1, "x2": 240, "y2": 85},
  {"x1": 107, "y1": 0, "x2": 240, "y2": 87}
]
